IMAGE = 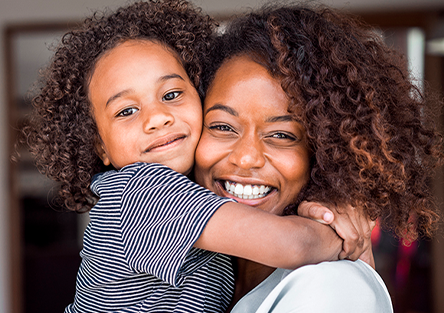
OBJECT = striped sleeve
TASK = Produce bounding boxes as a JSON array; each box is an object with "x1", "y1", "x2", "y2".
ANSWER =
[{"x1": 119, "y1": 163, "x2": 234, "y2": 287}]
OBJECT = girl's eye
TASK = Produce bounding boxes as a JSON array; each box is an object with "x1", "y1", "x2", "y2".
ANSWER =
[
  {"x1": 163, "y1": 91, "x2": 181, "y2": 101},
  {"x1": 117, "y1": 107, "x2": 138, "y2": 117},
  {"x1": 209, "y1": 124, "x2": 234, "y2": 132}
]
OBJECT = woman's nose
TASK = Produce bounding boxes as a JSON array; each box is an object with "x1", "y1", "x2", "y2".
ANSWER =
[
  {"x1": 142, "y1": 102, "x2": 174, "y2": 132},
  {"x1": 228, "y1": 135, "x2": 266, "y2": 169}
]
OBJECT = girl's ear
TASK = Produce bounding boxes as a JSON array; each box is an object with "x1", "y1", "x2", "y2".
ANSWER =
[{"x1": 94, "y1": 139, "x2": 111, "y2": 166}]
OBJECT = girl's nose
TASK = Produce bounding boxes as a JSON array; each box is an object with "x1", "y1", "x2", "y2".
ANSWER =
[{"x1": 142, "y1": 102, "x2": 174, "y2": 132}]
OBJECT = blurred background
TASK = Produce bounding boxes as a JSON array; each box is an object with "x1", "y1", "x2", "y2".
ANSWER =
[{"x1": 1, "y1": 0, "x2": 444, "y2": 312}]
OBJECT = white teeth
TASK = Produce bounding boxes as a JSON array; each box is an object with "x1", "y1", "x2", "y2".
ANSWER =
[
  {"x1": 230, "y1": 184, "x2": 235, "y2": 193},
  {"x1": 225, "y1": 181, "x2": 230, "y2": 191},
  {"x1": 235, "y1": 183, "x2": 243, "y2": 195},
  {"x1": 252, "y1": 186, "x2": 259, "y2": 195},
  {"x1": 223, "y1": 181, "x2": 273, "y2": 199},
  {"x1": 243, "y1": 185, "x2": 252, "y2": 196}
]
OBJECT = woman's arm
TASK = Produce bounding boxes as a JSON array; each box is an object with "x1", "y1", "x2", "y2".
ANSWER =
[{"x1": 194, "y1": 201, "x2": 343, "y2": 269}]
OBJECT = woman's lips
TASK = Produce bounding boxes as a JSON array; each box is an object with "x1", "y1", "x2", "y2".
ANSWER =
[{"x1": 221, "y1": 180, "x2": 274, "y2": 200}]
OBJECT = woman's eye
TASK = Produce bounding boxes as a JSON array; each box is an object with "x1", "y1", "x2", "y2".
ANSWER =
[
  {"x1": 270, "y1": 132, "x2": 296, "y2": 140},
  {"x1": 163, "y1": 91, "x2": 181, "y2": 101},
  {"x1": 117, "y1": 107, "x2": 138, "y2": 117},
  {"x1": 209, "y1": 124, "x2": 234, "y2": 132}
]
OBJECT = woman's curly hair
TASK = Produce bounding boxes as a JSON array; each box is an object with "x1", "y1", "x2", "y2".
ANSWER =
[
  {"x1": 22, "y1": 0, "x2": 216, "y2": 213},
  {"x1": 202, "y1": 4, "x2": 444, "y2": 241}
]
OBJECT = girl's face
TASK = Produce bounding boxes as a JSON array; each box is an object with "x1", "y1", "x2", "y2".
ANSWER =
[
  {"x1": 195, "y1": 55, "x2": 310, "y2": 215},
  {"x1": 89, "y1": 40, "x2": 202, "y2": 174}
]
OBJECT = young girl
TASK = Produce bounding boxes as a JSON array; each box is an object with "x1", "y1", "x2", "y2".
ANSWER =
[{"x1": 22, "y1": 1, "x2": 371, "y2": 312}]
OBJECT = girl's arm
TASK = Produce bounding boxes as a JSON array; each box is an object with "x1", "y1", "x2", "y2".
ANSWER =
[
  {"x1": 194, "y1": 201, "x2": 342, "y2": 270},
  {"x1": 297, "y1": 201, "x2": 376, "y2": 268}
]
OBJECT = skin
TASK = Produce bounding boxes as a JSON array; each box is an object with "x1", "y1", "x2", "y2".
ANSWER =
[
  {"x1": 90, "y1": 39, "x2": 202, "y2": 175},
  {"x1": 300, "y1": 201, "x2": 375, "y2": 266},
  {"x1": 88, "y1": 39, "x2": 343, "y2": 270}
]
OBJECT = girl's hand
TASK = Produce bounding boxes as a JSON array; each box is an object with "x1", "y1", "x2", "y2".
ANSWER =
[{"x1": 297, "y1": 201, "x2": 376, "y2": 268}]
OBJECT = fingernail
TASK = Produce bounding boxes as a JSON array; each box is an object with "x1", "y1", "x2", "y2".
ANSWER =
[
  {"x1": 323, "y1": 212, "x2": 333, "y2": 223},
  {"x1": 315, "y1": 219, "x2": 327, "y2": 224}
]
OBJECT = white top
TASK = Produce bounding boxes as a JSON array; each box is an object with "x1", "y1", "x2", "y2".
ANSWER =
[{"x1": 232, "y1": 259, "x2": 393, "y2": 313}]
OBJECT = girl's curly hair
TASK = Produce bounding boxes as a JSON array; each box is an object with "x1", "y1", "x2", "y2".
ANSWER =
[
  {"x1": 202, "y1": 4, "x2": 444, "y2": 241},
  {"x1": 22, "y1": 0, "x2": 216, "y2": 213}
]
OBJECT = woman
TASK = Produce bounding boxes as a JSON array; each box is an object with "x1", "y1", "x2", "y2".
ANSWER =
[{"x1": 194, "y1": 3, "x2": 443, "y2": 312}]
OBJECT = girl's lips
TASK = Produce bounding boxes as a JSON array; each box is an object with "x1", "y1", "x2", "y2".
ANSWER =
[{"x1": 144, "y1": 134, "x2": 186, "y2": 152}]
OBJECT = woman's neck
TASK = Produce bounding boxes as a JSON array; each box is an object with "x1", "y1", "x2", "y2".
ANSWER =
[{"x1": 226, "y1": 257, "x2": 276, "y2": 313}]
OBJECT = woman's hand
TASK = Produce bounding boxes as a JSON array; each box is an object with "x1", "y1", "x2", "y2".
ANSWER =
[{"x1": 297, "y1": 201, "x2": 376, "y2": 268}]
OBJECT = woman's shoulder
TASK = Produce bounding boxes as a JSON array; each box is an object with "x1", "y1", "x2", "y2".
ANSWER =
[
  {"x1": 256, "y1": 260, "x2": 393, "y2": 313},
  {"x1": 288, "y1": 259, "x2": 383, "y2": 281}
]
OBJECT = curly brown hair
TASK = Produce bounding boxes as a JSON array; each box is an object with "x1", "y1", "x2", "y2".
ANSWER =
[
  {"x1": 22, "y1": 0, "x2": 216, "y2": 213},
  {"x1": 202, "y1": 4, "x2": 444, "y2": 240}
]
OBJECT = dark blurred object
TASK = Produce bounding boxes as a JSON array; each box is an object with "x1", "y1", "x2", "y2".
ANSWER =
[
  {"x1": 372, "y1": 222, "x2": 433, "y2": 313},
  {"x1": 22, "y1": 197, "x2": 80, "y2": 313}
]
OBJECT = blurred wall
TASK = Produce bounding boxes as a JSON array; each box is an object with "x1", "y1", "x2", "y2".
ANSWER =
[{"x1": 1, "y1": 1, "x2": 444, "y2": 313}]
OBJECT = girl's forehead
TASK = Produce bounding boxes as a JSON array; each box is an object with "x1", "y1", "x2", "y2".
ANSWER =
[
  {"x1": 100, "y1": 39, "x2": 182, "y2": 66},
  {"x1": 89, "y1": 39, "x2": 189, "y2": 91},
  {"x1": 89, "y1": 39, "x2": 184, "y2": 79}
]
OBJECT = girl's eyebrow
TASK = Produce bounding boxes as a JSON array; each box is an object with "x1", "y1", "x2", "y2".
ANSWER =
[
  {"x1": 159, "y1": 73, "x2": 185, "y2": 82},
  {"x1": 205, "y1": 103, "x2": 238, "y2": 117},
  {"x1": 105, "y1": 74, "x2": 185, "y2": 107},
  {"x1": 106, "y1": 89, "x2": 133, "y2": 107}
]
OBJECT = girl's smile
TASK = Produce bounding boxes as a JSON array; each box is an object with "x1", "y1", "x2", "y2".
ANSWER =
[{"x1": 143, "y1": 133, "x2": 186, "y2": 153}]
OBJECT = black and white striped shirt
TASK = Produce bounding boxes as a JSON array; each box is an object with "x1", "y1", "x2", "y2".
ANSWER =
[{"x1": 65, "y1": 162, "x2": 235, "y2": 312}]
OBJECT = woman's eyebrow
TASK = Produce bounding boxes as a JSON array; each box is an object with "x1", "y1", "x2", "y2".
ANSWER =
[
  {"x1": 205, "y1": 104, "x2": 238, "y2": 117},
  {"x1": 265, "y1": 115, "x2": 295, "y2": 123}
]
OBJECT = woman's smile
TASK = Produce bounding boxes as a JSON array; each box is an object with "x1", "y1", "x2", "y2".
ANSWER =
[
  {"x1": 223, "y1": 181, "x2": 273, "y2": 200},
  {"x1": 195, "y1": 55, "x2": 311, "y2": 215},
  {"x1": 211, "y1": 177, "x2": 278, "y2": 207}
]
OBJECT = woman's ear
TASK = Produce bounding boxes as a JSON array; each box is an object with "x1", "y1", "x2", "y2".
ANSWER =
[{"x1": 94, "y1": 139, "x2": 111, "y2": 166}]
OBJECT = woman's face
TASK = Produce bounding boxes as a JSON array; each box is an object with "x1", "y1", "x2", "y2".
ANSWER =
[{"x1": 195, "y1": 55, "x2": 310, "y2": 215}]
